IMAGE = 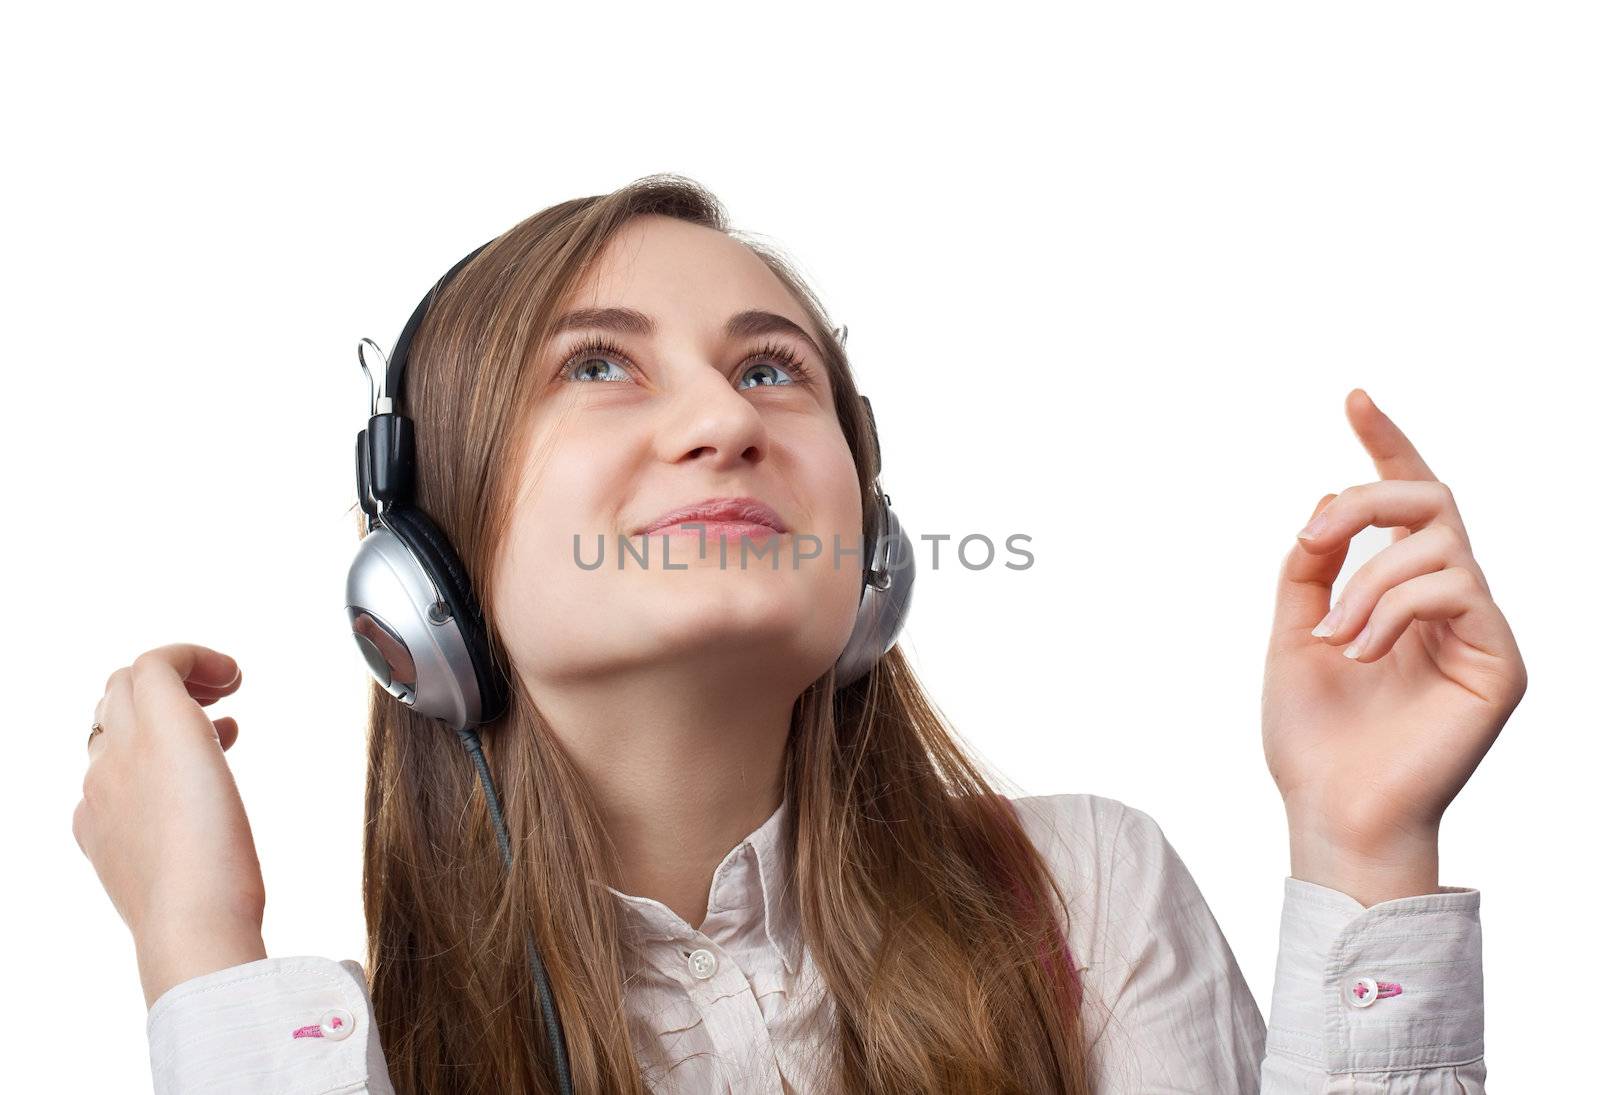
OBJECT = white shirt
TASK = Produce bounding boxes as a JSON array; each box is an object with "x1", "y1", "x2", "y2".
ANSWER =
[{"x1": 146, "y1": 793, "x2": 1486, "y2": 1093}]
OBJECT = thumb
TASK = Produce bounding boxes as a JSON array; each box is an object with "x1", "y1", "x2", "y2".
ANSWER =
[{"x1": 1271, "y1": 493, "x2": 1348, "y2": 639}]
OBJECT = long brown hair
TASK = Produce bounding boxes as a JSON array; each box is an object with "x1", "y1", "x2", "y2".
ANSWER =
[{"x1": 357, "y1": 173, "x2": 1095, "y2": 1093}]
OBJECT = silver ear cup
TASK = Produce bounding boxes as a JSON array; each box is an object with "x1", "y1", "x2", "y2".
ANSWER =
[
  {"x1": 832, "y1": 501, "x2": 915, "y2": 688},
  {"x1": 345, "y1": 523, "x2": 490, "y2": 731}
]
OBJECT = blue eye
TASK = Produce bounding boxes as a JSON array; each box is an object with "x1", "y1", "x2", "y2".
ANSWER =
[
  {"x1": 564, "y1": 353, "x2": 629, "y2": 383},
  {"x1": 737, "y1": 361, "x2": 801, "y2": 389},
  {"x1": 554, "y1": 335, "x2": 634, "y2": 383},
  {"x1": 737, "y1": 339, "x2": 817, "y2": 388}
]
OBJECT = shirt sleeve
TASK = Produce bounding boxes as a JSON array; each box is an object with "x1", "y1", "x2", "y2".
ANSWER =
[
  {"x1": 1086, "y1": 798, "x2": 1487, "y2": 1093},
  {"x1": 1084, "y1": 799, "x2": 1270, "y2": 1092},
  {"x1": 146, "y1": 955, "x2": 397, "y2": 1095},
  {"x1": 1261, "y1": 874, "x2": 1487, "y2": 1093}
]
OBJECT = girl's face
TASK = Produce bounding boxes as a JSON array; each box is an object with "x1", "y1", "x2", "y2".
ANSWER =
[{"x1": 490, "y1": 214, "x2": 864, "y2": 695}]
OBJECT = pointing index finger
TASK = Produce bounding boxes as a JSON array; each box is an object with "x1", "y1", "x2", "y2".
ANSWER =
[{"x1": 1347, "y1": 388, "x2": 1436, "y2": 482}]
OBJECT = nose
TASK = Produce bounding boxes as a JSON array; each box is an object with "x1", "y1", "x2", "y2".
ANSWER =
[{"x1": 654, "y1": 367, "x2": 770, "y2": 470}]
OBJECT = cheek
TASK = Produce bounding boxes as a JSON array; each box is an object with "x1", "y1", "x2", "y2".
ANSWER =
[
  {"x1": 799, "y1": 456, "x2": 869, "y2": 655},
  {"x1": 488, "y1": 457, "x2": 620, "y2": 669},
  {"x1": 815, "y1": 536, "x2": 866, "y2": 657},
  {"x1": 800, "y1": 426, "x2": 864, "y2": 533}
]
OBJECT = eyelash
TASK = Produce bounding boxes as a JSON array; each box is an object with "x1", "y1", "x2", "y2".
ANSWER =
[{"x1": 553, "y1": 335, "x2": 819, "y2": 387}]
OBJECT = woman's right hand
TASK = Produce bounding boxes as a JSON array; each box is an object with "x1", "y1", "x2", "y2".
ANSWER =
[{"x1": 72, "y1": 642, "x2": 269, "y2": 1007}]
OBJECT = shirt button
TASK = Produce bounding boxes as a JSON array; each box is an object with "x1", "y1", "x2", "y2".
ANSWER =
[
  {"x1": 687, "y1": 948, "x2": 718, "y2": 979},
  {"x1": 1346, "y1": 976, "x2": 1380, "y2": 1009},
  {"x1": 320, "y1": 1008, "x2": 355, "y2": 1039}
]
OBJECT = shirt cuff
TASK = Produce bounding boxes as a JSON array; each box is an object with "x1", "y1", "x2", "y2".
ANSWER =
[
  {"x1": 1263, "y1": 876, "x2": 1484, "y2": 1075},
  {"x1": 147, "y1": 954, "x2": 391, "y2": 1095}
]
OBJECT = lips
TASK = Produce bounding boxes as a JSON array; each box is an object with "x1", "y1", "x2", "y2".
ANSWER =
[{"x1": 636, "y1": 495, "x2": 789, "y2": 536}]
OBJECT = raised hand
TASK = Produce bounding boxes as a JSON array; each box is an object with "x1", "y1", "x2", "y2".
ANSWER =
[
  {"x1": 72, "y1": 642, "x2": 268, "y2": 1007},
  {"x1": 1263, "y1": 390, "x2": 1527, "y2": 905}
]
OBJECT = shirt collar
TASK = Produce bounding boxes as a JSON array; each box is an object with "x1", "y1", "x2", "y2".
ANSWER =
[{"x1": 604, "y1": 794, "x2": 801, "y2": 976}]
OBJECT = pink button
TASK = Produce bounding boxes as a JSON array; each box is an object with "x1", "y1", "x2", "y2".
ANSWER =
[
  {"x1": 320, "y1": 1008, "x2": 355, "y2": 1040},
  {"x1": 1346, "y1": 977, "x2": 1380, "y2": 1008}
]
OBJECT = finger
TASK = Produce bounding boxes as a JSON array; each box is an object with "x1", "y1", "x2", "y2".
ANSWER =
[
  {"x1": 129, "y1": 644, "x2": 238, "y2": 743},
  {"x1": 213, "y1": 716, "x2": 240, "y2": 751},
  {"x1": 138, "y1": 642, "x2": 242, "y2": 691},
  {"x1": 105, "y1": 655, "x2": 240, "y2": 702},
  {"x1": 1345, "y1": 389, "x2": 1448, "y2": 549},
  {"x1": 1272, "y1": 492, "x2": 1349, "y2": 639},
  {"x1": 1308, "y1": 523, "x2": 1481, "y2": 645},
  {"x1": 1295, "y1": 479, "x2": 1469, "y2": 556},
  {"x1": 1340, "y1": 565, "x2": 1517, "y2": 666},
  {"x1": 188, "y1": 678, "x2": 244, "y2": 708},
  {"x1": 187, "y1": 669, "x2": 244, "y2": 700},
  {"x1": 1347, "y1": 389, "x2": 1438, "y2": 483}
]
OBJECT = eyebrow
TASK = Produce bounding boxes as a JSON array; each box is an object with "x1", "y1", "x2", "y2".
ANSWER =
[{"x1": 550, "y1": 307, "x2": 825, "y2": 360}]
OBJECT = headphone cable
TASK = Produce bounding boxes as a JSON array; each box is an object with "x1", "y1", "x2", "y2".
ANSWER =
[{"x1": 456, "y1": 727, "x2": 575, "y2": 1095}]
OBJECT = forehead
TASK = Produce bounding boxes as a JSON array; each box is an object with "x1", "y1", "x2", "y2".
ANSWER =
[{"x1": 564, "y1": 215, "x2": 819, "y2": 339}]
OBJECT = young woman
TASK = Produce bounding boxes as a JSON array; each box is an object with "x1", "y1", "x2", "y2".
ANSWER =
[{"x1": 74, "y1": 174, "x2": 1526, "y2": 1093}]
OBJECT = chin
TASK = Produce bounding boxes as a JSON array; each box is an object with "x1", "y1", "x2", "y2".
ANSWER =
[
  {"x1": 659, "y1": 570, "x2": 799, "y2": 629},
  {"x1": 650, "y1": 578, "x2": 838, "y2": 668}
]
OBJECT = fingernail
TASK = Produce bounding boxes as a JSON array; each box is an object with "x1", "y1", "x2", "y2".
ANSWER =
[
  {"x1": 1311, "y1": 601, "x2": 1345, "y2": 638},
  {"x1": 1343, "y1": 624, "x2": 1371, "y2": 659},
  {"x1": 1297, "y1": 512, "x2": 1330, "y2": 540}
]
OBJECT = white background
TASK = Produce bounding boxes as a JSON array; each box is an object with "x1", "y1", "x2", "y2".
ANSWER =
[{"x1": 6, "y1": 2, "x2": 1594, "y2": 1089}]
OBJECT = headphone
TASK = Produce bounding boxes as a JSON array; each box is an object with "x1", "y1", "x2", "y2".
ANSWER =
[{"x1": 344, "y1": 234, "x2": 916, "y2": 1091}]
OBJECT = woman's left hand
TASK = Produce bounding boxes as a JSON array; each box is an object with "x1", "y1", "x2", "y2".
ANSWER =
[{"x1": 1263, "y1": 389, "x2": 1527, "y2": 903}]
